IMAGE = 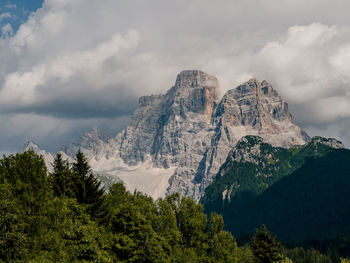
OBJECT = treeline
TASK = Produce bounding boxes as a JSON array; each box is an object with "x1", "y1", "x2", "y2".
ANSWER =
[{"x1": 0, "y1": 150, "x2": 345, "y2": 262}]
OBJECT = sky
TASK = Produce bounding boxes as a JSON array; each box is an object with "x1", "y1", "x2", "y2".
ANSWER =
[{"x1": 1, "y1": 0, "x2": 350, "y2": 153}]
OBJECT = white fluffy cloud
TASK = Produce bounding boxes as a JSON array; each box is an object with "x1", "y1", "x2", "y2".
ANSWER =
[
  {"x1": 250, "y1": 24, "x2": 350, "y2": 123},
  {"x1": 1, "y1": 0, "x2": 350, "y2": 152},
  {"x1": 1, "y1": 30, "x2": 140, "y2": 108}
]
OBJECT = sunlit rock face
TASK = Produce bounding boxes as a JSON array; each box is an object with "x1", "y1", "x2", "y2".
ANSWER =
[{"x1": 33, "y1": 70, "x2": 309, "y2": 200}]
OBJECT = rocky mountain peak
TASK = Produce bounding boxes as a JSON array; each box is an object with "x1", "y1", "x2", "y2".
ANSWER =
[
  {"x1": 169, "y1": 70, "x2": 220, "y2": 119},
  {"x1": 70, "y1": 127, "x2": 110, "y2": 147},
  {"x1": 175, "y1": 70, "x2": 219, "y2": 90},
  {"x1": 58, "y1": 71, "x2": 310, "y2": 200},
  {"x1": 261, "y1": 80, "x2": 279, "y2": 98},
  {"x1": 64, "y1": 127, "x2": 115, "y2": 161},
  {"x1": 214, "y1": 77, "x2": 294, "y2": 130},
  {"x1": 234, "y1": 78, "x2": 280, "y2": 99},
  {"x1": 24, "y1": 140, "x2": 41, "y2": 152},
  {"x1": 234, "y1": 78, "x2": 263, "y2": 97}
]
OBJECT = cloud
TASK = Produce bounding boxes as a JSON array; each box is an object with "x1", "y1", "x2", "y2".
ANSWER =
[
  {"x1": 1, "y1": 23, "x2": 13, "y2": 37},
  {"x1": 0, "y1": 30, "x2": 140, "y2": 117},
  {"x1": 250, "y1": 23, "x2": 350, "y2": 128},
  {"x1": 0, "y1": 113, "x2": 131, "y2": 153},
  {"x1": 0, "y1": 12, "x2": 12, "y2": 22},
  {"x1": 1, "y1": 0, "x2": 350, "y2": 152},
  {"x1": 5, "y1": 4, "x2": 17, "y2": 9}
]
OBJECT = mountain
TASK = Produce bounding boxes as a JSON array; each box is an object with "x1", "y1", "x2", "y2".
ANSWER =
[
  {"x1": 24, "y1": 141, "x2": 55, "y2": 171},
  {"x1": 24, "y1": 141, "x2": 74, "y2": 173},
  {"x1": 201, "y1": 135, "x2": 347, "y2": 242},
  {"x1": 225, "y1": 148, "x2": 350, "y2": 242},
  {"x1": 25, "y1": 70, "x2": 309, "y2": 200},
  {"x1": 23, "y1": 139, "x2": 119, "y2": 190},
  {"x1": 202, "y1": 136, "x2": 344, "y2": 213}
]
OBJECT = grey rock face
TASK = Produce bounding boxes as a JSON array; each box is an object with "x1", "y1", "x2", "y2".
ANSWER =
[
  {"x1": 62, "y1": 71, "x2": 310, "y2": 200},
  {"x1": 187, "y1": 78, "x2": 309, "y2": 198},
  {"x1": 64, "y1": 127, "x2": 118, "y2": 162},
  {"x1": 116, "y1": 70, "x2": 219, "y2": 169}
]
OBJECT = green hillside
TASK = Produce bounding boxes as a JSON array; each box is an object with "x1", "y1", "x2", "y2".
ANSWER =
[
  {"x1": 202, "y1": 136, "x2": 341, "y2": 215},
  {"x1": 225, "y1": 149, "x2": 350, "y2": 241},
  {"x1": 202, "y1": 136, "x2": 350, "y2": 252}
]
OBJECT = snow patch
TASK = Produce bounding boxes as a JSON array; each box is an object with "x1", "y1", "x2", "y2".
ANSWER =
[{"x1": 89, "y1": 157, "x2": 175, "y2": 200}]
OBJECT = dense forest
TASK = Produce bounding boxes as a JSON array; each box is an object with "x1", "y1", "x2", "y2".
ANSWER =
[
  {"x1": 221, "y1": 149, "x2": 350, "y2": 241},
  {"x1": 202, "y1": 137, "x2": 350, "y2": 261},
  {"x1": 0, "y1": 150, "x2": 349, "y2": 262}
]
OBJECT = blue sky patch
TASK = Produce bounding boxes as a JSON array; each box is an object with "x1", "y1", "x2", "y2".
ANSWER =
[{"x1": 0, "y1": 0, "x2": 43, "y2": 36}]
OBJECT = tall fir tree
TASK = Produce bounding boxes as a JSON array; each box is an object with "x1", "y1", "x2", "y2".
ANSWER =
[
  {"x1": 50, "y1": 152, "x2": 74, "y2": 197},
  {"x1": 72, "y1": 150, "x2": 104, "y2": 214},
  {"x1": 251, "y1": 225, "x2": 283, "y2": 263}
]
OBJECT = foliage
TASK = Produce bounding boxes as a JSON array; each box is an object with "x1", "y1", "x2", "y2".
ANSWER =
[
  {"x1": 49, "y1": 152, "x2": 74, "y2": 197},
  {"x1": 0, "y1": 149, "x2": 345, "y2": 262},
  {"x1": 284, "y1": 247, "x2": 333, "y2": 263},
  {"x1": 0, "y1": 181, "x2": 28, "y2": 262},
  {"x1": 71, "y1": 149, "x2": 105, "y2": 215},
  {"x1": 251, "y1": 225, "x2": 283, "y2": 263},
  {"x1": 203, "y1": 137, "x2": 337, "y2": 217},
  {"x1": 0, "y1": 150, "x2": 240, "y2": 262},
  {"x1": 237, "y1": 246, "x2": 255, "y2": 263},
  {"x1": 202, "y1": 137, "x2": 350, "y2": 254}
]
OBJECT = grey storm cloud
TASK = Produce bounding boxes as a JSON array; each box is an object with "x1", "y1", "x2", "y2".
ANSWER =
[{"x1": 1, "y1": 0, "x2": 350, "y2": 153}]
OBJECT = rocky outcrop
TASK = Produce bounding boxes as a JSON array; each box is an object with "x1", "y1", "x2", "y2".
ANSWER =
[
  {"x1": 309, "y1": 136, "x2": 344, "y2": 149},
  {"x1": 60, "y1": 70, "x2": 310, "y2": 200}
]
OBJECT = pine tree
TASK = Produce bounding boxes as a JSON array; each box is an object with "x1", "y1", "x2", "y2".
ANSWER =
[
  {"x1": 251, "y1": 225, "x2": 283, "y2": 263},
  {"x1": 207, "y1": 212, "x2": 238, "y2": 262},
  {"x1": 50, "y1": 152, "x2": 74, "y2": 197},
  {"x1": 72, "y1": 150, "x2": 104, "y2": 213}
]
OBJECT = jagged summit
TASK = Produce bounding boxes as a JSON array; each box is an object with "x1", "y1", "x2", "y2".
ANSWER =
[
  {"x1": 171, "y1": 70, "x2": 219, "y2": 117},
  {"x1": 175, "y1": 70, "x2": 219, "y2": 91},
  {"x1": 64, "y1": 127, "x2": 117, "y2": 162},
  {"x1": 55, "y1": 71, "x2": 312, "y2": 200},
  {"x1": 24, "y1": 140, "x2": 41, "y2": 152},
  {"x1": 24, "y1": 71, "x2": 322, "y2": 200}
]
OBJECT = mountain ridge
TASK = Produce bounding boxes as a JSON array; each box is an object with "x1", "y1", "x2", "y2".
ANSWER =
[
  {"x1": 23, "y1": 70, "x2": 310, "y2": 200},
  {"x1": 212, "y1": 147, "x2": 350, "y2": 242},
  {"x1": 202, "y1": 135, "x2": 344, "y2": 214}
]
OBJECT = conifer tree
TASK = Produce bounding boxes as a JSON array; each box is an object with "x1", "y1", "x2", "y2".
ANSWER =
[
  {"x1": 72, "y1": 150, "x2": 104, "y2": 213},
  {"x1": 251, "y1": 225, "x2": 283, "y2": 263},
  {"x1": 208, "y1": 212, "x2": 238, "y2": 262},
  {"x1": 50, "y1": 152, "x2": 73, "y2": 197}
]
